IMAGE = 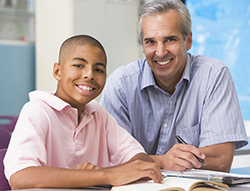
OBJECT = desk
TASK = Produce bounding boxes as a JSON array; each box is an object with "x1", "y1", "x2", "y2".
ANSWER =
[
  {"x1": 231, "y1": 186, "x2": 250, "y2": 191},
  {"x1": 9, "y1": 188, "x2": 110, "y2": 191},
  {"x1": 8, "y1": 183, "x2": 250, "y2": 191}
]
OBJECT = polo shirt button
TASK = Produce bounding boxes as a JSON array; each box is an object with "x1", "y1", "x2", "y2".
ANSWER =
[
  {"x1": 159, "y1": 148, "x2": 162, "y2": 153},
  {"x1": 170, "y1": 100, "x2": 173, "y2": 104},
  {"x1": 69, "y1": 110, "x2": 73, "y2": 115},
  {"x1": 164, "y1": 124, "x2": 167, "y2": 128}
]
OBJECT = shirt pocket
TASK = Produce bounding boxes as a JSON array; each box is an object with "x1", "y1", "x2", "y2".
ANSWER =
[{"x1": 176, "y1": 123, "x2": 200, "y2": 147}]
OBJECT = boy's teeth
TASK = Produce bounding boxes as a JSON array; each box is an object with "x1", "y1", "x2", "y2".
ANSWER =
[
  {"x1": 78, "y1": 85, "x2": 93, "y2": 91},
  {"x1": 157, "y1": 59, "x2": 171, "y2": 65}
]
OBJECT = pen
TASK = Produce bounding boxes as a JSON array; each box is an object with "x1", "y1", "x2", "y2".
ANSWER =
[{"x1": 175, "y1": 135, "x2": 206, "y2": 165}]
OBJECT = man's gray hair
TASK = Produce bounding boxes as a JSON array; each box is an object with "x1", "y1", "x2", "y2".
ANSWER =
[{"x1": 138, "y1": 0, "x2": 192, "y2": 43}]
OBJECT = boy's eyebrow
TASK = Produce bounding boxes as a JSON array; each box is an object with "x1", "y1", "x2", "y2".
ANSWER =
[
  {"x1": 73, "y1": 57, "x2": 87, "y2": 63},
  {"x1": 73, "y1": 57, "x2": 106, "y2": 68}
]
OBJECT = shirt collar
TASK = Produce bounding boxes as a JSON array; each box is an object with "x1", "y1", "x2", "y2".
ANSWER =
[
  {"x1": 141, "y1": 60, "x2": 156, "y2": 91},
  {"x1": 181, "y1": 53, "x2": 191, "y2": 83},
  {"x1": 29, "y1": 90, "x2": 96, "y2": 115},
  {"x1": 140, "y1": 53, "x2": 192, "y2": 91}
]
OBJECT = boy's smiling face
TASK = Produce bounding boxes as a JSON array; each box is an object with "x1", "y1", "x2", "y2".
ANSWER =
[{"x1": 53, "y1": 44, "x2": 107, "y2": 114}]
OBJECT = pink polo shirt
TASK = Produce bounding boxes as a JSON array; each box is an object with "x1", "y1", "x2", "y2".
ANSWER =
[{"x1": 4, "y1": 90, "x2": 145, "y2": 180}]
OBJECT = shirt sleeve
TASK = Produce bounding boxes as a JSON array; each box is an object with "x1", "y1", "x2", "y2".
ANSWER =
[
  {"x1": 100, "y1": 69, "x2": 133, "y2": 134},
  {"x1": 96, "y1": 102, "x2": 146, "y2": 166},
  {"x1": 199, "y1": 66, "x2": 248, "y2": 149},
  {"x1": 4, "y1": 103, "x2": 47, "y2": 180}
]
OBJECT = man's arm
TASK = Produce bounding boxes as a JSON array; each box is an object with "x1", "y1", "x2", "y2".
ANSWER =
[
  {"x1": 199, "y1": 142, "x2": 236, "y2": 172},
  {"x1": 150, "y1": 142, "x2": 235, "y2": 173},
  {"x1": 10, "y1": 153, "x2": 162, "y2": 190}
]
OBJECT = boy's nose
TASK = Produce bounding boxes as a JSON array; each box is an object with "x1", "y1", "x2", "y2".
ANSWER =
[{"x1": 83, "y1": 66, "x2": 95, "y2": 80}]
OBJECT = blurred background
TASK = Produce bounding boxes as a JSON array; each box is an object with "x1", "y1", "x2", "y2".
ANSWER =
[
  {"x1": 0, "y1": 0, "x2": 249, "y2": 124},
  {"x1": 0, "y1": 0, "x2": 250, "y2": 174}
]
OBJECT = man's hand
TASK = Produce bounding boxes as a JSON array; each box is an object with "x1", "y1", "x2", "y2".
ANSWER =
[{"x1": 151, "y1": 144, "x2": 205, "y2": 171}]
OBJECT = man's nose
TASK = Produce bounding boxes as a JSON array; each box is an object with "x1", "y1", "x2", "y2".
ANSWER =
[{"x1": 155, "y1": 43, "x2": 167, "y2": 57}]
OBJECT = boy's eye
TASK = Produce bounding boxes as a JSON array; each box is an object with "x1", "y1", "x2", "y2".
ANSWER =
[
  {"x1": 95, "y1": 68, "x2": 104, "y2": 73},
  {"x1": 74, "y1": 64, "x2": 83, "y2": 68}
]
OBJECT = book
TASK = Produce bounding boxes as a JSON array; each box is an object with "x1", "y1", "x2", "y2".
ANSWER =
[
  {"x1": 111, "y1": 177, "x2": 230, "y2": 191},
  {"x1": 161, "y1": 169, "x2": 250, "y2": 185}
]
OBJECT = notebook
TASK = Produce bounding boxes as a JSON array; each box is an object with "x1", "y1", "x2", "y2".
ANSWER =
[
  {"x1": 161, "y1": 169, "x2": 250, "y2": 185},
  {"x1": 111, "y1": 177, "x2": 230, "y2": 191}
]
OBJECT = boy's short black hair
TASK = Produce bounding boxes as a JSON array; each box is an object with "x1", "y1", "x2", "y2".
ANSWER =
[{"x1": 59, "y1": 35, "x2": 107, "y2": 64}]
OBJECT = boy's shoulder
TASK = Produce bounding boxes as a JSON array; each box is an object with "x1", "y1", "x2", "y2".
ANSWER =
[
  {"x1": 86, "y1": 100, "x2": 108, "y2": 116},
  {"x1": 28, "y1": 90, "x2": 70, "y2": 111}
]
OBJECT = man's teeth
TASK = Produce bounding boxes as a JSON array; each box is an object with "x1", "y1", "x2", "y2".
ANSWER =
[
  {"x1": 78, "y1": 85, "x2": 93, "y2": 91},
  {"x1": 157, "y1": 59, "x2": 172, "y2": 65}
]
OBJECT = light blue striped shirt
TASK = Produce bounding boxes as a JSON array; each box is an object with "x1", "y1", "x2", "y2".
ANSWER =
[{"x1": 100, "y1": 53, "x2": 248, "y2": 155}]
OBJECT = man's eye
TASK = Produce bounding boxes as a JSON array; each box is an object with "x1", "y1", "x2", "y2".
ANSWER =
[
  {"x1": 167, "y1": 38, "x2": 178, "y2": 42},
  {"x1": 145, "y1": 40, "x2": 154, "y2": 44}
]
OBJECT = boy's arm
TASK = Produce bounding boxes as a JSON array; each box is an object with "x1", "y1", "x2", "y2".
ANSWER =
[{"x1": 10, "y1": 153, "x2": 162, "y2": 189}]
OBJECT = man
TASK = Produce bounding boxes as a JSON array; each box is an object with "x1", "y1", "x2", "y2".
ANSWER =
[{"x1": 100, "y1": 0, "x2": 248, "y2": 172}]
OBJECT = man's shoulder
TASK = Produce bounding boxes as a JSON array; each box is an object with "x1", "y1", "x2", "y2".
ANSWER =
[{"x1": 190, "y1": 54, "x2": 226, "y2": 71}]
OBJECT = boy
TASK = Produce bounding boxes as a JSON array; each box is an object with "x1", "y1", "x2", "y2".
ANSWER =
[{"x1": 4, "y1": 35, "x2": 162, "y2": 189}]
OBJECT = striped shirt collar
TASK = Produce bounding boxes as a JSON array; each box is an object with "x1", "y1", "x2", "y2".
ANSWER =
[{"x1": 141, "y1": 53, "x2": 191, "y2": 91}]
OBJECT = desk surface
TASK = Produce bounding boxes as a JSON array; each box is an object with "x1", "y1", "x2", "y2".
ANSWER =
[
  {"x1": 8, "y1": 184, "x2": 250, "y2": 191},
  {"x1": 10, "y1": 189, "x2": 110, "y2": 191}
]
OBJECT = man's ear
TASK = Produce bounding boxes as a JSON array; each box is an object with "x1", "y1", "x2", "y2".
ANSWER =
[
  {"x1": 186, "y1": 31, "x2": 193, "y2": 51},
  {"x1": 53, "y1": 62, "x2": 61, "y2": 81}
]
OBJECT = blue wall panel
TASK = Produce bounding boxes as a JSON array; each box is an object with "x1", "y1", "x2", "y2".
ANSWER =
[{"x1": 0, "y1": 43, "x2": 35, "y2": 115}]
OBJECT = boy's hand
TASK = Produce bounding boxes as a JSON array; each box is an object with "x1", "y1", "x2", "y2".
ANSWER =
[
  {"x1": 75, "y1": 162, "x2": 101, "y2": 170},
  {"x1": 103, "y1": 159, "x2": 163, "y2": 186}
]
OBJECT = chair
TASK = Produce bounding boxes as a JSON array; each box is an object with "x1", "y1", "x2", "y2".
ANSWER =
[
  {"x1": 0, "y1": 127, "x2": 11, "y2": 149},
  {"x1": 0, "y1": 115, "x2": 18, "y2": 133},
  {"x1": 0, "y1": 148, "x2": 11, "y2": 191}
]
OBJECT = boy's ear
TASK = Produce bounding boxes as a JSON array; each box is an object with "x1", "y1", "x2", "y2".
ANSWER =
[{"x1": 53, "y1": 62, "x2": 61, "y2": 81}]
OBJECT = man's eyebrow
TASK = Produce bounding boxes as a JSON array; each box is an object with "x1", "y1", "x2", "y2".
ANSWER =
[
  {"x1": 73, "y1": 57, "x2": 106, "y2": 68},
  {"x1": 163, "y1": 35, "x2": 180, "y2": 39},
  {"x1": 143, "y1": 37, "x2": 154, "y2": 42},
  {"x1": 144, "y1": 36, "x2": 180, "y2": 41}
]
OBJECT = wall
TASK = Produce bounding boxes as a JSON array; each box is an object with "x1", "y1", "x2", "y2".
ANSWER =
[
  {"x1": 35, "y1": 0, "x2": 140, "y2": 92},
  {"x1": 35, "y1": 0, "x2": 73, "y2": 92},
  {"x1": 0, "y1": 42, "x2": 35, "y2": 115}
]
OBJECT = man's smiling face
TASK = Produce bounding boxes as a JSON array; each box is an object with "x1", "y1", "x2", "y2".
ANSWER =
[{"x1": 141, "y1": 10, "x2": 192, "y2": 93}]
